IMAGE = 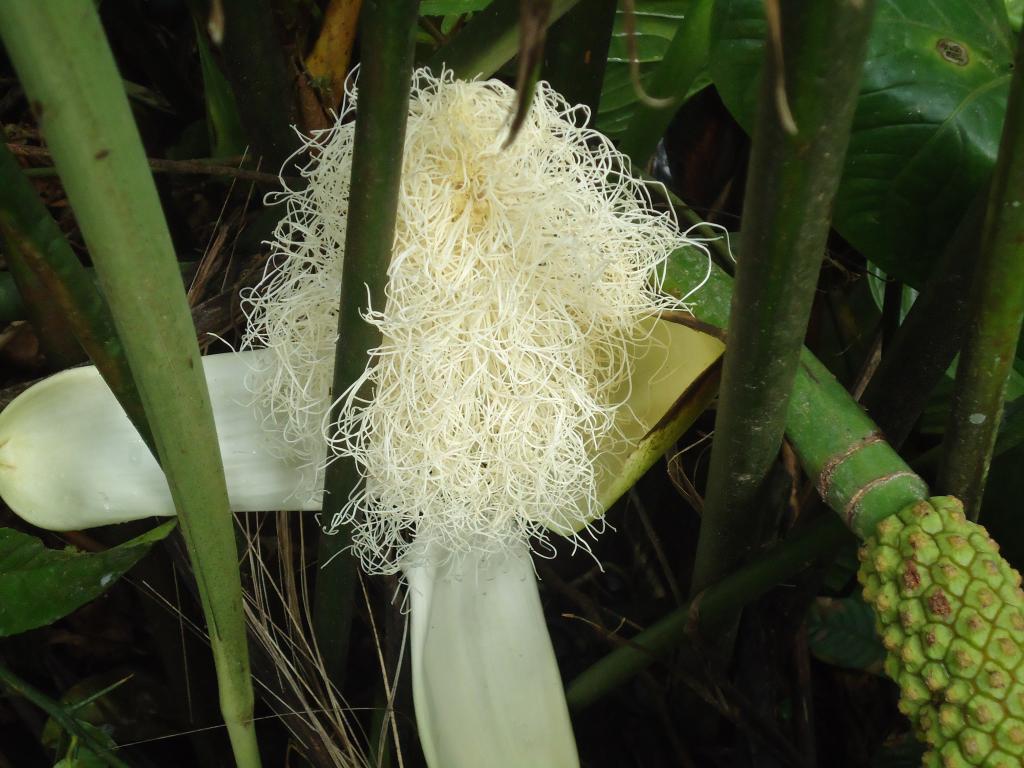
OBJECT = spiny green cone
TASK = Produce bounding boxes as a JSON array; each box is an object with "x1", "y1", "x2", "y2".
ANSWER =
[{"x1": 859, "y1": 496, "x2": 1024, "y2": 767}]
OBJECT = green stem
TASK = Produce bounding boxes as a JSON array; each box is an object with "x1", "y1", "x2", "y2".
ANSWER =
[
  {"x1": 0, "y1": 4, "x2": 259, "y2": 765},
  {"x1": 617, "y1": 0, "x2": 713, "y2": 167},
  {"x1": 938, "y1": 25, "x2": 1024, "y2": 520},
  {"x1": 789, "y1": 351, "x2": 929, "y2": 539},
  {"x1": 0, "y1": 662, "x2": 130, "y2": 768},
  {"x1": 663, "y1": 232, "x2": 929, "y2": 544},
  {"x1": 426, "y1": 0, "x2": 581, "y2": 80},
  {"x1": 690, "y1": 0, "x2": 876, "y2": 600},
  {"x1": 914, "y1": 398, "x2": 1024, "y2": 480},
  {"x1": 0, "y1": 143, "x2": 154, "y2": 451},
  {"x1": 569, "y1": 210, "x2": 931, "y2": 709},
  {"x1": 313, "y1": 0, "x2": 420, "y2": 688},
  {"x1": 542, "y1": 0, "x2": 617, "y2": 118},
  {"x1": 861, "y1": 189, "x2": 986, "y2": 448}
]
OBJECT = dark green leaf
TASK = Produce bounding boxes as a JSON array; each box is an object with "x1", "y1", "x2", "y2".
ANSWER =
[
  {"x1": 0, "y1": 521, "x2": 175, "y2": 636},
  {"x1": 597, "y1": 0, "x2": 710, "y2": 138},
  {"x1": 1009, "y1": 0, "x2": 1024, "y2": 31},
  {"x1": 806, "y1": 594, "x2": 885, "y2": 672},
  {"x1": 543, "y1": 0, "x2": 617, "y2": 115},
  {"x1": 0, "y1": 270, "x2": 26, "y2": 326},
  {"x1": 53, "y1": 748, "x2": 107, "y2": 767},
  {"x1": 710, "y1": 0, "x2": 1015, "y2": 287},
  {"x1": 421, "y1": 0, "x2": 492, "y2": 13},
  {"x1": 818, "y1": 542, "x2": 861, "y2": 594},
  {"x1": 427, "y1": 0, "x2": 581, "y2": 81},
  {"x1": 608, "y1": 1, "x2": 687, "y2": 64},
  {"x1": 866, "y1": 265, "x2": 919, "y2": 324},
  {"x1": 194, "y1": 19, "x2": 246, "y2": 158},
  {"x1": 41, "y1": 669, "x2": 173, "y2": 759},
  {"x1": 918, "y1": 362, "x2": 1024, "y2": 436},
  {"x1": 617, "y1": 0, "x2": 713, "y2": 165}
]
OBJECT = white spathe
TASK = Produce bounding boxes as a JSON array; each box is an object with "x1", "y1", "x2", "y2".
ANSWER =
[
  {"x1": 0, "y1": 321, "x2": 720, "y2": 532},
  {"x1": 0, "y1": 319, "x2": 721, "y2": 768},
  {"x1": 0, "y1": 66, "x2": 729, "y2": 768},
  {"x1": 0, "y1": 350, "x2": 319, "y2": 529},
  {"x1": 405, "y1": 541, "x2": 580, "y2": 768}
]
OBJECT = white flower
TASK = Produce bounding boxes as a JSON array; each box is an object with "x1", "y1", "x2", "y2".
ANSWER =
[
  {"x1": 243, "y1": 69, "x2": 707, "y2": 576},
  {"x1": 0, "y1": 350, "x2": 318, "y2": 530},
  {"x1": 405, "y1": 541, "x2": 581, "y2": 768},
  {"x1": 0, "y1": 70, "x2": 721, "y2": 768}
]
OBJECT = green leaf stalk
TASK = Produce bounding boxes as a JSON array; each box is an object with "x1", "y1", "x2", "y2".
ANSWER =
[
  {"x1": 690, "y1": 0, "x2": 877, "y2": 608},
  {"x1": 313, "y1": 0, "x2": 421, "y2": 692},
  {"x1": 939, "y1": 23, "x2": 1024, "y2": 520},
  {"x1": 0, "y1": 3, "x2": 260, "y2": 764}
]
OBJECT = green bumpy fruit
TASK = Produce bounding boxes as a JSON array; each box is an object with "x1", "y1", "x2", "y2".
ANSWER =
[{"x1": 859, "y1": 496, "x2": 1024, "y2": 768}]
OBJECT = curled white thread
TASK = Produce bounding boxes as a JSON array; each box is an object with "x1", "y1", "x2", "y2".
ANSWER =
[{"x1": 243, "y1": 69, "x2": 711, "y2": 575}]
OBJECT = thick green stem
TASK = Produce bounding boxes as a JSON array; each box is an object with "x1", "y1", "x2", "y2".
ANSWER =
[
  {"x1": 617, "y1": 0, "x2": 713, "y2": 167},
  {"x1": 0, "y1": 662, "x2": 130, "y2": 768},
  {"x1": 0, "y1": 4, "x2": 259, "y2": 765},
  {"x1": 938, "y1": 26, "x2": 1024, "y2": 520},
  {"x1": 569, "y1": 216, "x2": 931, "y2": 708},
  {"x1": 789, "y1": 351, "x2": 929, "y2": 539},
  {"x1": 313, "y1": 0, "x2": 420, "y2": 688},
  {"x1": 690, "y1": 0, "x2": 876, "y2": 600},
  {"x1": 663, "y1": 234, "x2": 929, "y2": 544},
  {"x1": 426, "y1": 0, "x2": 581, "y2": 80}
]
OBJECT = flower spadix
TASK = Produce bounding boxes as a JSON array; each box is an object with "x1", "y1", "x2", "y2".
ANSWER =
[
  {"x1": 243, "y1": 69, "x2": 712, "y2": 574},
  {"x1": 0, "y1": 70, "x2": 722, "y2": 768},
  {"x1": 243, "y1": 69, "x2": 716, "y2": 768}
]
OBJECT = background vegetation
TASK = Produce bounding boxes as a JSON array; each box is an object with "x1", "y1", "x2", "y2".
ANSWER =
[{"x1": 0, "y1": 1, "x2": 1022, "y2": 766}]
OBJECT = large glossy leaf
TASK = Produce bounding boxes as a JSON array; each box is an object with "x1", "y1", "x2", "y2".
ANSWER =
[
  {"x1": 597, "y1": 0, "x2": 711, "y2": 137},
  {"x1": 1008, "y1": 0, "x2": 1024, "y2": 30},
  {"x1": 710, "y1": 0, "x2": 1015, "y2": 287},
  {"x1": 0, "y1": 520, "x2": 174, "y2": 636}
]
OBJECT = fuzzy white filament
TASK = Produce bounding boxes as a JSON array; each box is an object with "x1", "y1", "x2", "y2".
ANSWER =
[{"x1": 243, "y1": 69, "x2": 706, "y2": 575}]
